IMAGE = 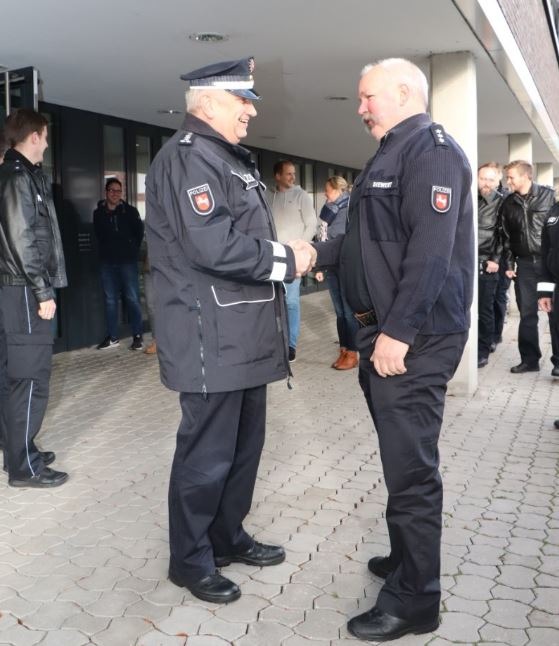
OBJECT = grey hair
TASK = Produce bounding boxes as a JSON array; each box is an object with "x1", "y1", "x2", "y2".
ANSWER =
[
  {"x1": 361, "y1": 58, "x2": 429, "y2": 109},
  {"x1": 185, "y1": 89, "x2": 205, "y2": 113}
]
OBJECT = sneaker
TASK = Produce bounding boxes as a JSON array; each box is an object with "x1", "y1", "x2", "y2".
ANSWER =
[
  {"x1": 97, "y1": 336, "x2": 119, "y2": 350},
  {"x1": 288, "y1": 347, "x2": 296, "y2": 362},
  {"x1": 130, "y1": 334, "x2": 143, "y2": 351}
]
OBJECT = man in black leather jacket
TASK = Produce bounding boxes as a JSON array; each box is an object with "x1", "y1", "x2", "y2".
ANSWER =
[
  {"x1": 501, "y1": 160, "x2": 557, "y2": 374},
  {"x1": 477, "y1": 163, "x2": 504, "y2": 368},
  {"x1": 0, "y1": 109, "x2": 68, "y2": 488}
]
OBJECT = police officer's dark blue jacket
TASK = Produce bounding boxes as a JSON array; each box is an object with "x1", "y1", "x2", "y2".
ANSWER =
[
  {"x1": 537, "y1": 203, "x2": 559, "y2": 298},
  {"x1": 93, "y1": 199, "x2": 144, "y2": 264},
  {"x1": 478, "y1": 190, "x2": 503, "y2": 264},
  {"x1": 0, "y1": 148, "x2": 67, "y2": 302},
  {"x1": 315, "y1": 113, "x2": 474, "y2": 346},
  {"x1": 145, "y1": 114, "x2": 296, "y2": 394}
]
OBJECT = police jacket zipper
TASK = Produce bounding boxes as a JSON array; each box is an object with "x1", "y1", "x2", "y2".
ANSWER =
[{"x1": 194, "y1": 298, "x2": 208, "y2": 399}]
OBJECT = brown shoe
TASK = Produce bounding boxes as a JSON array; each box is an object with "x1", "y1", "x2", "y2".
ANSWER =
[
  {"x1": 144, "y1": 340, "x2": 157, "y2": 355},
  {"x1": 335, "y1": 350, "x2": 358, "y2": 370},
  {"x1": 332, "y1": 347, "x2": 346, "y2": 368}
]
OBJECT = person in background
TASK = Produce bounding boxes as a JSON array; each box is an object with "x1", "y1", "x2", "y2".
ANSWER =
[
  {"x1": 477, "y1": 162, "x2": 504, "y2": 368},
  {"x1": 93, "y1": 178, "x2": 145, "y2": 351},
  {"x1": 270, "y1": 160, "x2": 316, "y2": 362},
  {"x1": 501, "y1": 160, "x2": 557, "y2": 374},
  {"x1": 315, "y1": 176, "x2": 358, "y2": 370},
  {"x1": 0, "y1": 109, "x2": 68, "y2": 488}
]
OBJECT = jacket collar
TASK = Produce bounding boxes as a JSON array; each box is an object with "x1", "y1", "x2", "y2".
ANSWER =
[
  {"x1": 378, "y1": 113, "x2": 431, "y2": 153},
  {"x1": 4, "y1": 148, "x2": 42, "y2": 174},
  {"x1": 180, "y1": 113, "x2": 253, "y2": 165}
]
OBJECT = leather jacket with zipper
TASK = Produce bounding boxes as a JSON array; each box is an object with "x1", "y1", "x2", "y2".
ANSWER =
[
  {"x1": 0, "y1": 148, "x2": 67, "y2": 302},
  {"x1": 500, "y1": 183, "x2": 556, "y2": 268}
]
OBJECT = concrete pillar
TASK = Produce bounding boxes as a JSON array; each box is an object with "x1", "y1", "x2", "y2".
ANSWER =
[
  {"x1": 430, "y1": 51, "x2": 478, "y2": 396},
  {"x1": 508, "y1": 133, "x2": 532, "y2": 162},
  {"x1": 536, "y1": 162, "x2": 554, "y2": 188}
]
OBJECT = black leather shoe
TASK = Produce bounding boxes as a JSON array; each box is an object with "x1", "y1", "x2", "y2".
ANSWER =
[
  {"x1": 554, "y1": 420, "x2": 559, "y2": 430},
  {"x1": 478, "y1": 357, "x2": 489, "y2": 368},
  {"x1": 3, "y1": 451, "x2": 55, "y2": 473},
  {"x1": 348, "y1": 606, "x2": 440, "y2": 642},
  {"x1": 367, "y1": 556, "x2": 394, "y2": 579},
  {"x1": 510, "y1": 362, "x2": 539, "y2": 374},
  {"x1": 8, "y1": 467, "x2": 68, "y2": 488},
  {"x1": 552, "y1": 367, "x2": 559, "y2": 377},
  {"x1": 214, "y1": 541, "x2": 285, "y2": 567},
  {"x1": 169, "y1": 570, "x2": 240, "y2": 603}
]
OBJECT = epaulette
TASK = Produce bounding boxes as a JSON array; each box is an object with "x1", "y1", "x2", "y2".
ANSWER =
[
  {"x1": 178, "y1": 132, "x2": 195, "y2": 146},
  {"x1": 430, "y1": 124, "x2": 448, "y2": 147}
]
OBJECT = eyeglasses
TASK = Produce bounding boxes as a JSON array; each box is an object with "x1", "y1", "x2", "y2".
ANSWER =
[{"x1": 107, "y1": 188, "x2": 122, "y2": 194}]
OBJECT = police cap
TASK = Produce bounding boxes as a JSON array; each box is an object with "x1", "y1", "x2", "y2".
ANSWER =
[{"x1": 180, "y1": 57, "x2": 260, "y2": 100}]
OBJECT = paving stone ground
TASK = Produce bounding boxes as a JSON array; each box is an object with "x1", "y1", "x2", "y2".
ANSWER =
[{"x1": 0, "y1": 290, "x2": 558, "y2": 645}]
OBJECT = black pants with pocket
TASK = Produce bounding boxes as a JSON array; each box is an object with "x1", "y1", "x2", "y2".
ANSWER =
[
  {"x1": 168, "y1": 385, "x2": 266, "y2": 585},
  {"x1": 0, "y1": 286, "x2": 54, "y2": 478},
  {"x1": 356, "y1": 325, "x2": 467, "y2": 623},
  {"x1": 478, "y1": 269, "x2": 499, "y2": 360}
]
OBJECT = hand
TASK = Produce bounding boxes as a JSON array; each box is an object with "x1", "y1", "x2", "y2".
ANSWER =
[
  {"x1": 485, "y1": 261, "x2": 499, "y2": 273},
  {"x1": 370, "y1": 332, "x2": 409, "y2": 378},
  {"x1": 505, "y1": 270, "x2": 516, "y2": 279},
  {"x1": 286, "y1": 240, "x2": 317, "y2": 277},
  {"x1": 38, "y1": 299, "x2": 56, "y2": 320},
  {"x1": 539, "y1": 297, "x2": 553, "y2": 313},
  {"x1": 315, "y1": 271, "x2": 324, "y2": 282}
]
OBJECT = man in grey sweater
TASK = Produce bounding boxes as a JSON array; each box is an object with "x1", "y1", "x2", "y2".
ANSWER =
[{"x1": 270, "y1": 160, "x2": 316, "y2": 361}]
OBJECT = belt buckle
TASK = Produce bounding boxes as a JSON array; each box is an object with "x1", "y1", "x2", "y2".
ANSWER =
[{"x1": 354, "y1": 310, "x2": 376, "y2": 328}]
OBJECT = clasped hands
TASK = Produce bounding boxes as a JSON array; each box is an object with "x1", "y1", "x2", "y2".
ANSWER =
[{"x1": 286, "y1": 239, "x2": 317, "y2": 278}]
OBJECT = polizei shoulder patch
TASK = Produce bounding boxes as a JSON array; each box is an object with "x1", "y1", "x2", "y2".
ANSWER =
[
  {"x1": 431, "y1": 186, "x2": 452, "y2": 213},
  {"x1": 187, "y1": 184, "x2": 215, "y2": 215}
]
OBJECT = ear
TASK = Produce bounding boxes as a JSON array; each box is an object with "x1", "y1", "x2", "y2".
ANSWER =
[
  {"x1": 199, "y1": 93, "x2": 216, "y2": 119},
  {"x1": 399, "y1": 83, "x2": 410, "y2": 106}
]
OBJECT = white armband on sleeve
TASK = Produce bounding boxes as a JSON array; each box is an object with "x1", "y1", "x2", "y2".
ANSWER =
[
  {"x1": 537, "y1": 281, "x2": 555, "y2": 292},
  {"x1": 267, "y1": 240, "x2": 287, "y2": 282}
]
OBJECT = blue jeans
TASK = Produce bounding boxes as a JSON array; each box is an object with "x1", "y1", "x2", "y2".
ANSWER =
[
  {"x1": 284, "y1": 279, "x2": 301, "y2": 349},
  {"x1": 326, "y1": 270, "x2": 359, "y2": 351},
  {"x1": 100, "y1": 263, "x2": 143, "y2": 339}
]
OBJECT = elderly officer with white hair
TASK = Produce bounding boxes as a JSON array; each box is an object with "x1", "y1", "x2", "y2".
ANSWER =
[
  {"x1": 145, "y1": 57, "x2": 314, "y2": 604},
  {"x1": 312, "y1": 58, "x2": 474, "y2": 641}
]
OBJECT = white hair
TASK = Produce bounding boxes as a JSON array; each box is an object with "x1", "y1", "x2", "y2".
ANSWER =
[
  {"x1": 361, "y1": 58, "x2": 429, "y2": 109},
  {"x1": 185, "y1": 89, "x2": 205, "y2": 113}
]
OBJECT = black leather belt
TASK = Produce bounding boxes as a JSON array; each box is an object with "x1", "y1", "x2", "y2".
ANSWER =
[{"x1": 354, "y1": 310, "x2": 377, "y2": 327}]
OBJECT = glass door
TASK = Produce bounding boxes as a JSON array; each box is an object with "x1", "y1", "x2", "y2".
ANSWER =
[{"x1": 0, "y1": 66, "x2": 39, "y2": 121}]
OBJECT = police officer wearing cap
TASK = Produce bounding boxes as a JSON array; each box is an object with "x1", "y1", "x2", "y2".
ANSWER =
[
  {"x1": 145, "y1": 58, "x2": 313, "y2": 604},
  {"x1": 313, "y1": 58, "x2": 474, "y2": 641}
]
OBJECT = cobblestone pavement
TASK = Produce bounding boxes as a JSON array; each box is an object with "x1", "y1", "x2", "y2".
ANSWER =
[{"x1": 0, "y1": 290, "x2": 558, "y2": 646}]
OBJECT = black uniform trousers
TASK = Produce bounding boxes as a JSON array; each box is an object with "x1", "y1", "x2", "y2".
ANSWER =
[
  {"x1": 357, "y1": 328, "x2": 467, "y2": 623},
  {"x1": 0, "y1": 286, "x2": 53, "y2": 478},
  {"x1": 168, "y1": 385, "x2": 266, "y2": 586},
  {"x1": 514, "y1": 257, "x2": 559, "y2": 367},
  {"x1": 478, "y1": 267, "x2": 499, "y2": 360},
  {"x1": 551, "y1": 285, "x2": 559, "y2": 368}
]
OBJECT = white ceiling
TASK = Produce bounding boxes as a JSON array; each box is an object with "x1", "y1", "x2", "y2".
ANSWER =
[{"x1": 1, "y1": 0, "x2": 556, "y2": 170}]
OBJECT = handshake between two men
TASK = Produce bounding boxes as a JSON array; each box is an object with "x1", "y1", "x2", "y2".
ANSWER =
[{"x1": 286, "y1": 240, "x2": 317, "y2": 278}]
